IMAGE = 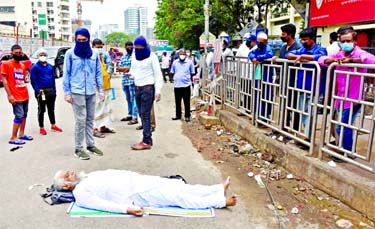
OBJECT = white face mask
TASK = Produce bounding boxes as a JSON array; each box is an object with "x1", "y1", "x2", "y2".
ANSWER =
[
  {"x1": 179, "y1": 55, "x2": 186, "y2": 60},
  {"x1": 39, "y1": 56, "x2": 47, "y2": 62},
  {"x1": 186, "y1": 53, "x2": 191, "y2": 56}
]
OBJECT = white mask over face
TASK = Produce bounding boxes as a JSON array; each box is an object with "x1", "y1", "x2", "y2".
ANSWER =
[
  {"x1": 39, "y1": 56, "x2": 47, "y2": 62},
  {"x1": 179, "y1": 55, "x2": 186, "y2": 60}
]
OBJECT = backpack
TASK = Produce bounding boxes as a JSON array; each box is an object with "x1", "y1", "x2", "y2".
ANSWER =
[{"x1": 40, "y1": 185, "x2": 75, "y2": 205}]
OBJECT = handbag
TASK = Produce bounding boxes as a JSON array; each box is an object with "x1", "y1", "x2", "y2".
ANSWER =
[{"x1": 255, "y1": 64, "x2": 262, "y2": 80}]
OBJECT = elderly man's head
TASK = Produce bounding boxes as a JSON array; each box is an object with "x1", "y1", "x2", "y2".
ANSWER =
[
  {"x1": 53, "y1": 170, "x2": 79, "y2": 191},
  {"x1": 256, "y1": 32, "x2": 268, "y2": 49}
]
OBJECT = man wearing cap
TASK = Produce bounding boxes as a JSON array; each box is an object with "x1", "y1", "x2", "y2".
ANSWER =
[
  {"x1": 129, "y1": 36, "x2": 163, "y2": 150},
  {"x1": 30, "y1": 49, "x2": 63, "y2": 136},
  {"x1": 248, "y1": 32, "x2": 274, "y2": 119},
  {"x1": 63, "y1": 28, "x2": 104, "y2": 160}
]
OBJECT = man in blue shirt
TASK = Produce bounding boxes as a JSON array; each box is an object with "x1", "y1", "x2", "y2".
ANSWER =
[
  {"x1": 170, "y1": 49, "x2": 195, "y2": 122},
  {"x1": 31, "y1": 49, "x2": 62, "y2": 136},
  {"x1": 287, "y1": 27, "x2": 327, "y2": 140},
  {"x1": 63, "y1": 28, "x2": 104, "y2": 160},
  {"x1": 248, "y1": 32, "x2": 274, "y2": 120},
  {"x1": 118, "y1": 41, "x2": 138, "y2": 125}
]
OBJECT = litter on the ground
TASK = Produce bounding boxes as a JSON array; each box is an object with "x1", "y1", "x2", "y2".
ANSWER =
[
  {"x1": 335, "y1": 219, "x2": 353, "y2": 228},
  {"x1": 254, "y1": 174, "x2": 265, "y2": 188},
  {"x1": 287, "y1": 174, "x2": 294, "y2": 179},
  {"x1": 290, "y1": 207, "x2": 299, "y2": 214},
  {"x1": 328, "y1": 160, "x2": 337, "y2": 167},
  {"x1": 247, "y1": 172, "x2": 254, "y2": 177}
]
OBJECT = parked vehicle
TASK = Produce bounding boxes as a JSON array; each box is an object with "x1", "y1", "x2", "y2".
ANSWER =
[
  {"x1": 0, "y1": 50, "x2": 32, "y2": 87},
  {"x1": 30, "y1": 46, "x2": 70, "y2": 78}
]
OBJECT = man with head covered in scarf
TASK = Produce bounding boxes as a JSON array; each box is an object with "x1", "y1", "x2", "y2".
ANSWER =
[
  {"x1": 129, "y1": 36, "x2": 163, "y2": 150},
  {"x1": 63, "y1": 28, "x2": 104, "y2": 160}
]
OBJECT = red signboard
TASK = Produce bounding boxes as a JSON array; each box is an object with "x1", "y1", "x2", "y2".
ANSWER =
[{"x1": 310, "y1": 0, "x2": 375, "y2": 27}]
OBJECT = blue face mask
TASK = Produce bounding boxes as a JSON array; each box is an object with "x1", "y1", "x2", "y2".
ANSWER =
[
  {"x1": 257, "y1": 42, "x2": 265, "y2": 49},
  {"x1": 341, "y1": 42, "x2": 354, "y2": 53}
]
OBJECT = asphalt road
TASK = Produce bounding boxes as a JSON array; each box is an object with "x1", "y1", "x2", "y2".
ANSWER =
[{"x1": 0, "y1": 77, "x2": 254, "y2": 229}]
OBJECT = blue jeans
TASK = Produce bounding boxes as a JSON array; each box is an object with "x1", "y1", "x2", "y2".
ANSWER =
[
  {"x1": 135, "y1": 86, "x2": 155, "y2": 145},
  {"x1": 336, "y1": 105, "x2": 361, "y2": 151},
  {"x1": 123, "y1": 84, "x2": 138, "y2": 119},
  {"x1": 298, "y1": 94, "x2": 313, "y2": 139},
  {"x1": 12, "y1": 100, "x2": 29, "y2": 122}
]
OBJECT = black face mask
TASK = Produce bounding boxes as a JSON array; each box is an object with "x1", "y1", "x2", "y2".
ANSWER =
[
  {"x1": 245, "y1": 41, "x2": 251, "y2": 48},
  {"x1": 12, "y1": 54, "x2": 23, "y2": 62},
  {"x1": 302, "y1": 42, "x2": 309, "y2": 48},
  {"x1": 126, "y1": 48, "x2": 133, "y2": 56},
  {"x1": 280, "y1": 36, "x2": 287, "y2": 43}
]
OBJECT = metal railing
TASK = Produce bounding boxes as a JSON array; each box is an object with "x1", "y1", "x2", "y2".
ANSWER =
[{"x1": 202, "y1": 56, "x2": 375, "y2": 173}]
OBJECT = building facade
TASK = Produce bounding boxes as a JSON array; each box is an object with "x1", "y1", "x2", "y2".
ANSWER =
[
  {"x1": 0, "y1": 0, "x2": 72, "y2": 41},
  {"x1": 124, "y1": 6, "x2": 148, "y2": 36},
  {"x1": 95, "y1": 24, "x2": 120, "y2": 41}
]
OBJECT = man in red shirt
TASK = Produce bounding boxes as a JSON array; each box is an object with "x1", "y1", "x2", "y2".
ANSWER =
[{"x1": 0, "y1": 44, "x2": 32, "y2": 145}]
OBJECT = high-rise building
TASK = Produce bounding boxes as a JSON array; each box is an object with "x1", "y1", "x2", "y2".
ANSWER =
[
  {"x1": 124, "y1": 6, "x2": 148, "y2": 37},
  {"x1": 0, "y1": 0, "x2": 72, "y2": 41}
]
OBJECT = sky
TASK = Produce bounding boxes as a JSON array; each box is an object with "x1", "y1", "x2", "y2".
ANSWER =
[{"x1": 69, "y1": 0, "x2": 158, "y2": 32}]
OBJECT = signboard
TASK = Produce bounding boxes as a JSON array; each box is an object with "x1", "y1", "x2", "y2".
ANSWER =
[
  {"x1": 149, "y1": 39, "x2": 169, "y2": 46},
  {"x1": 199, "y1": 32, "x2": 216, "y2": 48},
  {"x1": 310, "y1": 0, "x2": 375, "y2": 27},
  {"x1": 38, "y1": 14, "x2": 48, "y2": 39}
]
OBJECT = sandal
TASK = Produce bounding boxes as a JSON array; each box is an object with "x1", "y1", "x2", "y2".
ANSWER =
[
  {"x1": 100, "y1": 127, "x2": 116, "y2": 133},
  {"x1": 18, "y1": 135, "x2": 33, "y2": 141},
  {"x1": 94, "y1": 131, "x2": 105, "y2": 138},
  {"x1": 9, "y1": 139, "x2": 26, "y2": 145}
]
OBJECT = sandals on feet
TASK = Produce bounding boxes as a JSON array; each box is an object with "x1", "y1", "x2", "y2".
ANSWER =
[
  {"x1": 128, "y1": 119, "x2": 138, "y2": 125},
  {"x1": 18, "y1": 135, "x2": 33, "y2": 141},
  {"x1": 9, "y1": 139, "x2": 26, "y2": 145},
  {"x1": 100, "y1": 127, "x2": 116, "y2": 133}
]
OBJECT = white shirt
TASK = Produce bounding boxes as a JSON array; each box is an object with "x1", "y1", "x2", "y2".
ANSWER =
[
  {"x1": 129, "y1": 53, "x2": 163, "y2": 94},
  {"x1": 73, "y1": 169, "x2": 185, "y2": 213},
  {"x1": 161, "y1": 55, "x2": 170, "y2": 69},
  {"x1": 326, "y1": 41, "x2": 341, "y2": 55},
  {"x1": 236, "y1": 43, "x2": 250, "y2": 58}
]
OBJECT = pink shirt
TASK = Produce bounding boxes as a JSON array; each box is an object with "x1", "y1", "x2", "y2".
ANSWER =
[{"x1": 318, "y1": 46, "x2": 375, "y2": 109}]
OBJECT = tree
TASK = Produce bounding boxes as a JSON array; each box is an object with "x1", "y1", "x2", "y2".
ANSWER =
[{"x1": 104, "y1": 32, "x2": 135, "y2": 47}]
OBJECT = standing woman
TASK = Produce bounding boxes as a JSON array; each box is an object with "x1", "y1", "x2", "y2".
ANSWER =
[{"x1": 30, "y1": 49, "x2": 63, "y2": 135}]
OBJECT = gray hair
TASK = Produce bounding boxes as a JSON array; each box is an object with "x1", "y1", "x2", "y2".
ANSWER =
[{"x1": 53, "y1": 170, "x2": 67, "y2": 190}]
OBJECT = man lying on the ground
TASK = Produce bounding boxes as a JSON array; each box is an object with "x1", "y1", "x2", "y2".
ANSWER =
[{"x1": 53, "y1": 169, "x2": 237, "y2": 216}]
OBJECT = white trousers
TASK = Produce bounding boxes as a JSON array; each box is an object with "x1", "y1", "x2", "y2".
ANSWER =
[{"x1": 134, "y1": 182, "x2": 226, "y2": 209}]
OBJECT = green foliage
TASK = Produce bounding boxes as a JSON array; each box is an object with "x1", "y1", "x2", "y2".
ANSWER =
[
  {"x1": 154, "y1": 0, "x2": 291, "y2": 49},
  {"x1": 104, "y1": 32, "x2": 135, "y2": 47}
]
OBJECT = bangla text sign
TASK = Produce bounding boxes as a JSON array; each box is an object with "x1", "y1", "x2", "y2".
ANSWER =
[{"x1": 310, "y1": 0, "x2": 375, "y2": 27}]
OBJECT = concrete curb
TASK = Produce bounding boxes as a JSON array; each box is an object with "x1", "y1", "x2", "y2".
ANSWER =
[{"x1": 218, "y1": 110, "x2": 375, "y2": 221}]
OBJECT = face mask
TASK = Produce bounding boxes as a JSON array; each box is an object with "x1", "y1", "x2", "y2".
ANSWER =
[
  {"x1": 280, "y1": 36, "x2": 287, "y2": 43},
  {"x1": 257, "y1": 42, "x2": 265, "y2": 49},
  {"x1": 126, "y1": 48, "x2": 133, "y2": 56},
  {"x1": 179, "y1": 55, "x2": 186, "y2": 61},
  {"x1": 39, "y1": 56, "x2": 47, "y2": 62},
  {"x1": 12, "y1": 54, "x2": 22, "y2": 62},
  {"x1": 97, "y1": 48, "x2": 103, "y2": 55},
  {"x1": 186, "y1": 53, "x2": 191, "y2": 57},
  {"x1": 302, "y1": 42, "x2": 309, "y2": 48},
  {"x1": 341, "y1": 42, "x2": 354, "y2": 53}
]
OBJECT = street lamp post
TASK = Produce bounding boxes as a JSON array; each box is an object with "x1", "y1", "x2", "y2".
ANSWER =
[{"x1": 204, "y1": 0, "x2": 210, "y2": 53}]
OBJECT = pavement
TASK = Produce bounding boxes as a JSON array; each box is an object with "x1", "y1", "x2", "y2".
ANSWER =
[{"x1": 0, "y1": 77, "x2": 256, "y2": 229}]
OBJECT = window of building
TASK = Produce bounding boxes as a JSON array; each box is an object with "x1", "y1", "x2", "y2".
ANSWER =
[
  {"x1": 47, "y1": 2, "x2": 53, "y2": 7},
  {"x1": 0, "y1": 6, "x2": 15, "y2": 13},
  {"x1": 37, "y1": 2, "x2": 42, "y2": 7}
]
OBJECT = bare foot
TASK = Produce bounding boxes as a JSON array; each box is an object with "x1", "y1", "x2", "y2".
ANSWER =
[
  {"x1": 223, "y1": 176, "x2": 231, "y2": 192},
  {"x1": 225, "y1": 195, "x2": 237, "y2": 207}
]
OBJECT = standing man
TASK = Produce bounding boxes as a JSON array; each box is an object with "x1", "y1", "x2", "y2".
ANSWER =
[
  {"x1": 318, "y1": 29, "x2": 375, "y2": 158},
  {"x1": 170, "y1": 49, "x2": 195, "y2": 122},
  {"x1": 287, "y1": 27, "x2": 327, "y2": 141},
  {"x1": 92, "y1": 38, "x2": 115, "y2": 138},
  {"x1": 129, "y1": 36, "x2": 163, "y2": 150},
  {"x1": 160, "y1": 51, "x2": 171, "y2": 83},
  {"x1": 30, "y1": 49, "x2": 63, "y2": 135},
  {"x1": 272, "y1": 24, "x2": 302, "y2": 135},
  {"x1": 1, "y1": 44, "x2": 32, "y2": 145},
  {"x1": 118, "y1": 41, "x2": 138, "y2": 125},
  {"x1": 63, "y1": 28, "x2": 104, "y2": 160}
]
